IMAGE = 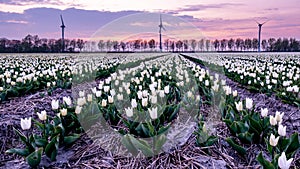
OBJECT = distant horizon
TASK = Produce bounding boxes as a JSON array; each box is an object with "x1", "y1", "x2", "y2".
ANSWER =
[{"x1": 1, "y1": 1, "x2": 300, "y2": 40}]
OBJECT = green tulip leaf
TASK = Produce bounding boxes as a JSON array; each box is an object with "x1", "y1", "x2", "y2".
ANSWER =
[
  {"x1": 257, "y1": 152, "x2": 275, "y2": 169},
  {"x1": 6, "y1": 148, "x2": 30, "y2": 157},
  {"x1": 26, "y1": 147, "x2": 43, "y2": 168}
]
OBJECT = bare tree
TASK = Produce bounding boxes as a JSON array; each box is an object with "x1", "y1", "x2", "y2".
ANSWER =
[
  {"x1": 190, "y1": 39, "x2": 197, "y2": 51},
  {"x1": 205, "y1": 39, "x2": 210, "y2": 51}
]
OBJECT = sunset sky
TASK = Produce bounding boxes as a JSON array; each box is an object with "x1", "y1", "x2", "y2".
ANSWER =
[{"x1": 0, "y1": 0, "x2": 300, "y2": 41}]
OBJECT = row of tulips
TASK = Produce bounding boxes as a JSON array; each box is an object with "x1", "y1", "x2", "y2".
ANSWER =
[
  {"x1": 5, "y1": 54, "x2": 183, "y2": 166},
  {"x1": 6, "y1": 96, "x2": 82, "y2": 167},
  {"x1": 0, "y1": 53, "x2": 157, "y2": 102},
  {"x1": 223, "y1": 56, "x2": 300, "y2": 107},
  {"x1": 183, "y1": 54, "x2": 299, "y2": 169}
]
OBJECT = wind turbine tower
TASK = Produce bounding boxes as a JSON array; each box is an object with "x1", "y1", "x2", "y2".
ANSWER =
[
  {"x1": 60, "y1": 15, "x2": 66, "y2": 52},
  {"x1": 158, "y1": 14, "x2": 166, "y2": 52},
  {"x1": 256, "y1": 20, "x2": 268, "y2": 52}
]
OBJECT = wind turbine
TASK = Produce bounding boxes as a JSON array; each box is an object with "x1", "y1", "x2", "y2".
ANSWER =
[
  {"x1": 158, "y1": 14, "x2": 166, "y2": 52},
  {"x1": 60, "y1": 14, "x2": 66, "y2": 52},
  {"x1": 255, "y1": 19, "x2": 269, "y2": 52}
]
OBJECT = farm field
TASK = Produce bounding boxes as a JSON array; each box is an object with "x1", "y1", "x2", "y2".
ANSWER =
[{"x1": 0, "y1": 53, "x2": 299, "y2": 169}]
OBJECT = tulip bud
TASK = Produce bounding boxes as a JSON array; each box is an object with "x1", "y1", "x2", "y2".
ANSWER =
[
  {"x1": 275, "y1": 111, "x2": 284, "y2": 124},
  {"x1": 37, "y1": 110, "x2": 47, "y2": 121},
  {"x1": 269, "y1": 133, "x2": 279, "y2": 147},
  {"x1": 75, "y1": 106, "x2": 82, "y2": 114},
  {"x1": 51, "y1": 100, "x2": 59, "y2": 110},
  {"x1": 117, "y1": 94, "x2": 123, "y2": 101},
  {"x1": 142, "y1": 98, "x2": 148, "y2": 107},
  {"x1": 60, "y1": 108, "x2": 67, "y2": 116},
  {"x1": 125, "y1": 107, "x2": 133, "y2": 117},
  {"x1": 245, "y1": 98, "x2": 253, "y2": 109},
  {"x1": 20, "y1": 117, "x2": 31, "y2": 130},
  {"x1": 164, "y1": 85, "x2": 170, "y2": 94},
  {"x1": 95, "y1": 91, "x2": 102, "y2": 97},
  {"x1": 232, "y1": 90, "x2": 238, "y2": 97},
  {"x1": 148, "y1": 107, "x2": 158, "y2": 120},
  {"x1": 79, "y1": 91, "x2": 85, "y2": 97},
  {"x1": 260, "y1": 108, "x2": 268, "y2": 117},
  {"x1": 87, "y1": 94, "x2": 93, "y2": 102},
  {"x1": 131, "y1": 99, "x2": 137, "y2": 108},
  {"x1": 278, "y1": 124, "x2": 286, "y2": 137},
  {"x1": 270, "y1": 115, "x2": 277, "y2": 126},
  {"x1": 63, "y1": 96, "x2": 72, "y2": 106},
  {"x1": 278, "y1": 152, "x2": 293, "y2": 169},
  {"x1": 108, "y1": 95, "x2": 114, "y2": 103},
  {"x1": 235, "y1": 101, "x2": 243, "y2": 111},
  {"x1": 101, "y1": 99, "x2": 107, "y2": 107}
]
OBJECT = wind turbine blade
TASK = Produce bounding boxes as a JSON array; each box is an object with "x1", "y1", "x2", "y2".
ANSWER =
[
  {"x1": 262, "y1": 19, "x2": 270, "y2": 25},
  {"x1": 253, "y1": 19, "x2": 259, "y2": 24},
  {"x1": 160, "y1": 14, "x2": 162, "y2": 24},
  {"x1": 162, "y1": 26, "x2": 166, "y2": 31},
  {"x1": 60, "y1": 15, "x2": 65, "y2": 26}
]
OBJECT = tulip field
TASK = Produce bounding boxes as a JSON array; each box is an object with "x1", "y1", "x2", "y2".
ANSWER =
[{"x1": 0, "y1": 53, "x2": 299, "y2": 168}]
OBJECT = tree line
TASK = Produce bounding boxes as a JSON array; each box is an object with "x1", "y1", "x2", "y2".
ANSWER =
[
  {"x1": 0, "y1": 34, "x2": 299, "y2": 53},
  {"x1": 0, "y1": 34, "x2": 85, "y2": 53}
]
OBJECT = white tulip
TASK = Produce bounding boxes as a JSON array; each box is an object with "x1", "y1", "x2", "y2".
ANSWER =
[
  {"x1": 187, "y1": 91, "x2": 193, "y2": 98},
  {"x1": 164, "y1": 85, "x2": 170, "y2": 94},
  {"x1": 137, "y1": 91, "x2": 143, "y2": 99},
  {"x1": 278, "y1": 152, "x2": 293, "y2": 169},
  {"x1": 293, "y1": 85, "x2": 299, "y2": 93},
  {"x1": 159, "y1": 90, "x2": 165, "y2": 98},
  {"x1": 98, "y1": 83, "x2": 103, "y2": 89},
  {"x1": 221, "y1": 80, "x2": 226, "y2": 85},
  {"x1": 95, "y1": 91, "x2": 102, "y2": 97},
  {"x1": 117, "y1": 94, "x2": 123, "y2": 101},
  {"x1": 91, "y1": 87, "x2": 97, "y2": 94},
  {"x1": 232, "y1": 90, "x2": 238, "y2": 97},
  {"x1": 63, "y1": 96, "x2": 72, "y2": 106},
  {"x1": 150, "y1": 95, "x2": 157, "y2": 104},
  {"x1": 142, "y1": 90, "x2": 148, "y2": 97},
  {"x1": 245, "y1": 98, "x2": 253, "y2": 109},
  {"x1": 131, "y1": 99, "x2": 137, "y2": 108},
  {"x1": 37, "y1": 110, "x2": 47, "y2": 121},
  {"x1": 110, "y1": 89, "x2": 116, "y2": 96},
  {"x1": 108, "y1": 95, "x2": 114, "y2": 103},
  {"x1": 87, "y1": 94, "x2": 93, "y2": 102},
  {"x1": 79, "y1": 91, "x2": 85, "y2": 97},
  {"x1": 275, "y1": 111, "x2": 284, "y2": 123},
  {"x1": 125, "y1": 107, "x2": 133, "y2": 117},
  {"x1": 104, "y1": 86, "x2": 110, "y2": 92},
  {"x1": 77, "y1": 97, "x2": 86, "y2": 106},
  {"x1": 270, "y1": 115, "x2": 277, "y2": 126},
  {"x1": 0, "y1": 87, "x2": 3, "y2": 91},
  {"x1": 235, "y1": 101, "x2": 243, "y2": 111},
  {"x1": 148, "y1": 107, "x2": 158, "y2": 120},
  {"x1": 60, "y1": 108, "x2": 67, "y2": 116},
  {"x1": 101, "y1": 99, "x2": 107, "y2": 107},
  {"x1": 269, "y1": 133, "x2": 279, "y2": 147},
  {"x1": 75, "y1": 106, "x2": 82, "y2": 114},
  {"x1": 205, "y1": 80, "x2": 210, "y2": 86},
  {"x1": 20, "y1": 117, "x2": 31, "y2": 130},
  {"x1": 278, "y1": 124, "x2": 287, "y2": 137},
  {"x1": 51, "y1": 100, "x2": 59, "y2": 110},
  {"x1": 260, "y1": 108, "x2": 268, "y2": 117},
  {"x1": 142, "y1": 98, "x2": 148, "y2": 107},
  {"x1": 225, "y1": 86, "x2": 232, "y2": 95},
  {"x1": 212, "y1": 84, "x2": 219, "y2": 92}
]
